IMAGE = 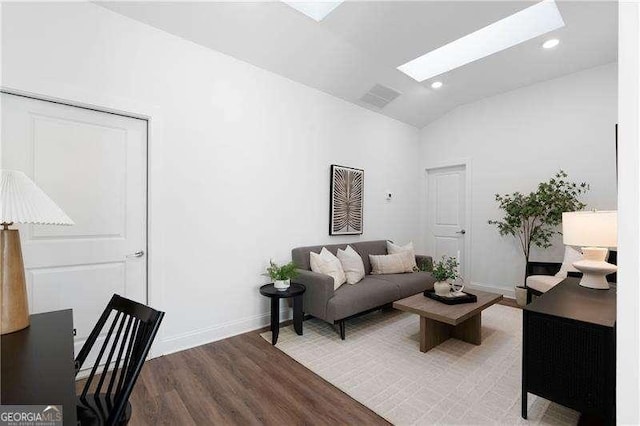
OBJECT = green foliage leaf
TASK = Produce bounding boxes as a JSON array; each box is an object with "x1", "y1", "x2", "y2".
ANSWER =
[
  {"x1": 432, "y1": 255, "x2": 460, "y2": 282},
  {"x1": 417, "y1": 258, "x2": 433, "y2": 272},
  {"x1": 488, "y1": 170, "x2": 589, "y2": 263},
  {"x1": 264, "y1": 260, "x2": 299, "y2": 281}
]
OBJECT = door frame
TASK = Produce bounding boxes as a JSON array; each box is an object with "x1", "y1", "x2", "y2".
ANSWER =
[
  {"x1": 424, "y1": 158, "x2": 473, "y2": 284},
  {"x1": 1, "y1": 85, "x2": 165, "y2": 357}
]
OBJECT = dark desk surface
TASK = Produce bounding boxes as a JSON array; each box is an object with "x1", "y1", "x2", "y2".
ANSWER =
[
  {"x1": 524, "y1": 277, "x2": 616, "y2": 328},
  {"x1": 1, "y1": 310, "x2": 78, "y2": 426}
]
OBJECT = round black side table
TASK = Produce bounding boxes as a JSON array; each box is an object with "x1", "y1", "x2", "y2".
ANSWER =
[{"x1": 259, "y1": 283, "x2": 306, "y2": 345}]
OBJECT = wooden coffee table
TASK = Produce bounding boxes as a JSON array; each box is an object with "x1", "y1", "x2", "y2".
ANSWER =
[{"x1": 393, "y1": 290, "x2": 503, "y2": 352}]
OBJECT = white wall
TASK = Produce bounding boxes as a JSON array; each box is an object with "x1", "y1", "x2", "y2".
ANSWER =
[
  {"x1": 419, "y1": 63, "x2": 618, "y2": 294},
  {"x1": 1, "y1": 2, "x2": 421, "y2": 354},
  {"x1": 617, "y1": 2, "x2": 640, "y2": 423}
]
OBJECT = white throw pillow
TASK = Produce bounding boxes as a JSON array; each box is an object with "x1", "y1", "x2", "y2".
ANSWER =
[
  {"x1": 369, "y1": 253, "x2": 414, "y2": 275},
  {"x1": 387, "y1": 241, "x2": 417, "y2": 270},
  {"x1": 555, "y1": 246, "x2": 583, "y2": 278},
  {"x1": 337, "y1": 245, "x2": 365, "y2": 285},
  {"x1": 310, "y1": 247, "x2": 346, "y2": 290}
]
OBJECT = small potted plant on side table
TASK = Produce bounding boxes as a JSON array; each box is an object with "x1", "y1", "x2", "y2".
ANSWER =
[
  {"x1": 264, "y1": 260, "x2": 298, "y2": 291},
  {"x1": 432, "y1": 256, "x2": 460, "y2": 296}
]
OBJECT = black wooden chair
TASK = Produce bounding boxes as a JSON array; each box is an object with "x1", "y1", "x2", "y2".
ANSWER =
[{"x1": 75, "y1": 294, "x2": 164, "y2": 425}]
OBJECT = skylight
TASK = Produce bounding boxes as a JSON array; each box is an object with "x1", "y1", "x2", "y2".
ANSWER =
[
  {"x1": 397, "y1": 0, "x2": 565, "y2": 82},
  {"x1": 282, "y1": 1, "x2": 344, "y2": 22}
]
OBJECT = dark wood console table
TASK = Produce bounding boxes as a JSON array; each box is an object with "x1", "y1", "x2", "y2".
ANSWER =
[
  {"x1": 522, "y1": 277, "x2": 616, "y2": 424},
  {"x1": 1, "y1": 310, "x2": 78, "y2": 425}
]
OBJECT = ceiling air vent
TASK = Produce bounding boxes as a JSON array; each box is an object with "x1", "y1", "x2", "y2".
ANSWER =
[{"x1": 359, "y1": 84, "x2": 401, "y2": 109}]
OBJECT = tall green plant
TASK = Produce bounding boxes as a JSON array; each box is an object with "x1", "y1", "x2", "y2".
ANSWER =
[{"x1": 488, "y1": 170, "x2": 589, "y2": 284}]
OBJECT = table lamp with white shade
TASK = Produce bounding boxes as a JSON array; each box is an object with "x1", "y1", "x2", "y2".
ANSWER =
[
  {"x1": 562, "y1": 210, "x2": 617, "y2": 290},
  {"x1": 1, "y1": 169, "x2": 73, "y2": 334}
]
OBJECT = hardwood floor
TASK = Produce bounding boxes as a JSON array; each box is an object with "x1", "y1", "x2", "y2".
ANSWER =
[
  {"x1": 499, "y1": 297, "x2": 520, "y2": 309},
  {"x1": 110, "y1": 332, "x2": 389, "y2": 425},
  {"x1": 78, "y1": 298, "x2": 518, "y2": 425}
]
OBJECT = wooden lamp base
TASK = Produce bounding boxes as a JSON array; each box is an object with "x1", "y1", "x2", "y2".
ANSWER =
[{"x1": 1, "y1": 228, "x2": 30, "y2": 334}]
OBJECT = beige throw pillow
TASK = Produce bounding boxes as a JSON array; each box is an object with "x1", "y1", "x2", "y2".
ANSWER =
[
  {"x1": 337, "y1": 245, "x2": 365, "y2": 285},
  {"x1": 310, "y1": 247, "x2": 346, "y2": 290},
  {"x1": 387, "y1": 241, "x2": 417, "y2": 270},
  {"x1": 369, "y1": 253, "x2": 414, "y2": 274}
]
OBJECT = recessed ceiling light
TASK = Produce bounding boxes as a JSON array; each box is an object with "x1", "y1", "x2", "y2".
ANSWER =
[
  {"x1": 282, "y1": 1, "x2": 344, "y2": 22},
  {"x1": 542, "y1": 38, "x2": 560, "y2": 49},
  {"x1": 431, "y1": 81, "x2": 443, "y2": 89},
  {"x1": 397, "y1": 0, "x2": 565, "y2": 82}
]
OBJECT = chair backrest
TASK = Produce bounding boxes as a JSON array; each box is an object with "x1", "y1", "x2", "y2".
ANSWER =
[
  {"x1": 76, "y1": 294, "x2": 164, "y2": 425},
  {"x1": 526, "y1": 261, "x2": 562, "y2": 277},
  {"x1": 527, "y1": 250, "x2": 618, "y2": 283}
]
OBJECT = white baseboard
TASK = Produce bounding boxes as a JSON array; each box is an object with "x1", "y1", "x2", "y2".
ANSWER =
[
  {"x1": 156, "y1": 308, "x2": 293, "y2": 357},
  {"x1": 466, "y1": 282, "x2": 516, "y2": 299}
]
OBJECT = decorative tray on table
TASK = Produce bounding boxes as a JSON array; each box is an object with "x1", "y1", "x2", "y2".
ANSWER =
[{"x1": 423, "y1": 290, "x2": 478, "y2": 305}]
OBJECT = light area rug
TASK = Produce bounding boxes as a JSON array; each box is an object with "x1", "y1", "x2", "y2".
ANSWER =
[{"x1": 261, "y1": 304, "x2": 580, "y2": 426}]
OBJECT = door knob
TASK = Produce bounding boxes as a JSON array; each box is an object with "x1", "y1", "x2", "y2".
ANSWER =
[
  {"x1": 456, "y1": 230, "x2": 466, "y2": 235},
  {"x1": 127, "y1": 250, "x2": 145, "y2": 258}
]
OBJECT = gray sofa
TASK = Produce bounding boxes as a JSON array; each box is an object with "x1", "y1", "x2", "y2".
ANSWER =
[{"x1": 291, "y1": 240, "x2": 435, "y2": 339}]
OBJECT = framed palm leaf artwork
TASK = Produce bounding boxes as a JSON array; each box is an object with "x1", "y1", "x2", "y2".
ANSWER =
[{"x1": 330, "y1": 165, "x2": 364, "y2": 235}]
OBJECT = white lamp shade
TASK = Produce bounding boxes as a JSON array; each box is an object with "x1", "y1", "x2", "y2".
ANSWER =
[
  {"x1": 562, "y1": 211, "x2": 617, "y2": 248},
  {"x1": 1, "y1": 169, "x2": 73, "y2": 225}
]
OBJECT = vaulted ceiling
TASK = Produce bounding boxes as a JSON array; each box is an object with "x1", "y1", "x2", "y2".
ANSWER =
[{"x1": 101, "y1": 1, "x2": 617, "y2": 128}]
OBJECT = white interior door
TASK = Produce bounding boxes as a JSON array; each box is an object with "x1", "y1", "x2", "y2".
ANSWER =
[
  {"x1": 426, "y1": 165, "x2": 467, "y2": 280},
  {"x1": 1, "y1": 92, "x2": 147, "y2": 358}
]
